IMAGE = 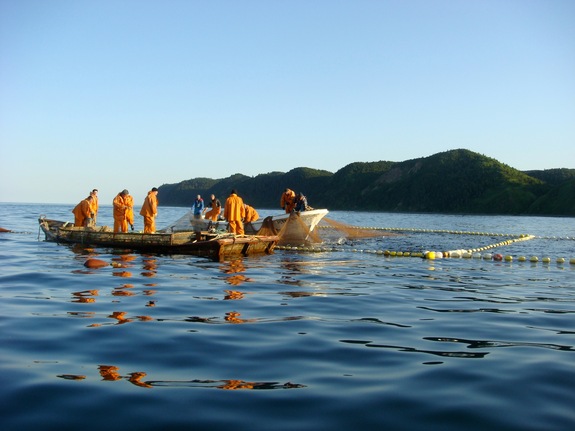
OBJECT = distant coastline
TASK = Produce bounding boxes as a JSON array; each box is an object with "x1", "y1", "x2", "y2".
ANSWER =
[{"x1": 155, "y1": 149, "x2": 575, "y2": 217}]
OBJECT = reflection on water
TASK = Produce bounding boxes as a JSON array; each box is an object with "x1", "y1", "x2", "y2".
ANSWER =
[
  {"x1": 85, "y1": 311, "x2": 154, "y2": 327},
  {"x1": 55, "y1": 365, "x2": 308, "y2": 390},
  {"x1": 224, "y1": 290, "x2": 244, "y2": 300},
  {"x1": 424, "y1": 336, "x2": 575, "y2": 352},
  {"x1": 142, "y1": 256, "x2": 157, "y2": 277},
  {"x1": 71, "y1": 290, "x2": 99, "y2": 303},
  {"x1": 221, "y1": 259, "x2": 253, "y2": 286},
  {"x1": 339, "y1": 338, "x2": 489, "y2": 359}
]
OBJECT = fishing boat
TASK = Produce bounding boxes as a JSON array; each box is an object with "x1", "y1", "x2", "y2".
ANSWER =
[
  {"x1": 38, "y1": 217, "x2": 278, "y2": 261},
  {"x1": 162, "y1": 208, "x2": 329, "y2": 243}
]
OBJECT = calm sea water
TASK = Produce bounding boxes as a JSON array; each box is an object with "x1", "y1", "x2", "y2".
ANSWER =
[{"x1": 1, "y1": 203, "x2": 574, "y2": 431}]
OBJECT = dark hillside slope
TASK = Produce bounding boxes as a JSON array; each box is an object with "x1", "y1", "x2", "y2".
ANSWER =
[
  {"x1": 157, "y1": 149, "x2": 573, "y2": 216},
  {"x1": 333, "y1": 149, "x2": 543, "y2": 213}
]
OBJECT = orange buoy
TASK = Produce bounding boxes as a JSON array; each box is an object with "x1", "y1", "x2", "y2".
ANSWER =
[
  {"x1": 0, "y1": 227, "x2": 12, "y2": 233},
  {"x1": 84, "y1": 258, "x2": 109, "y2": 269}
]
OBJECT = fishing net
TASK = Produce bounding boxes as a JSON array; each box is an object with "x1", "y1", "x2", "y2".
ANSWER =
[
  {"x1": 257, "y1": 213, "x2": 322, "y2": 245},
  {"x1": 318, "y1": 217, "x2": 393, "y2": 241},
  {"x1": 255, "y1": 216, "x2": 279, "y2": 236}
]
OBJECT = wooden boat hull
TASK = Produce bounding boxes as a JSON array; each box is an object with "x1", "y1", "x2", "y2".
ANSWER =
[{"x1": 38, "y1": 217, "x2": 278, "y2": 261}]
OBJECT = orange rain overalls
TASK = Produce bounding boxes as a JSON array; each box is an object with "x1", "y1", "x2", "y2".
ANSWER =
[
  {"x1": 139, "y1": 190, "x2": 158, "y2": 233},
  {"x1": 72, "y1": 197, "x2": 93, "y2": 227},
  {"x1": 125, "y1": 194, "x2": 135, "y2": 229},
  {"x1": 113, "y1": 193, "x2": 131, "y2": 233},
  {"x1": 280, "y1": 189, "x2": 296, "y2": 213},
  {"x1": 224, "y1": 192, "x2": 245, "y2": 235},
  {"x1": 204, "y1": 197, "x2": 222, "y2": 221},
  {"x1": 244, "y1": 205, "x2": 259, "y2": 223}
]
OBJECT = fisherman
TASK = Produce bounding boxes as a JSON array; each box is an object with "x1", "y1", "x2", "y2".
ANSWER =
[
  {"x1": 243, "y1": 204, "x2": 259, "y2": 223},
  {"x1": 89, "y1": 189, "x2": 98, "y2": 227},
  {"x1": 280, "y1": 188, "x2": 296, "y2": 213},
  {"x1": 125, "y1": 192, "x2": 135, "y2": 230},
  {"x1": 192, "y1": 194, "x2": 205, "y2": 219},
  {"x1": 72, "y1": 195, "x2": 94, "y2": 227},
  {"x1": 224, "y1": 189, "x2": 245, "y2": 235},
  {"x1": 140, "y1": 187, "x2": 159, "y2": 233},
  {"x1": 113, "y1": 190, "x2": 132, "y2": 233},
  {"x1": 294, "y1": 193, "x2": 308, "y2": 212},
  {"x1": 204, "y1": 194, "x2": 222, "y2": 222}
]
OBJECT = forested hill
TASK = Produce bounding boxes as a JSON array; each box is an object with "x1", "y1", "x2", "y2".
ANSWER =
[{"x1": 157, "y1": 149, "x2": 575, "y2": 216}]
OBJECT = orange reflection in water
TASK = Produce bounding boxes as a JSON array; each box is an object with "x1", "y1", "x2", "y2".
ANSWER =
[
  {"x1": 112, "y1": 290, "x2": 135, "y2": 297},
  {"x1": 112, "y1": 271, "x2": 132, "y2": 278},
  {"x1": 99, "y1": 365, "x2": 122, "y2": 381},
  {"x1": 141, "y1": 257, "x2": 158, "y2": 278},
  {"x1": 218, "y1": 379, "x2": 255, "y2": 390},
  {"x1": 71, "y1": 289, "x2": 99, "y2": 303},
  {"x1": 143, "y1": 258, "x2": 158, "y2": 270},
  {"x1": 224, "y1": 311, "x2": 255, "y2": 324},
  {"x1": 113, "y1": 254, "x2": 137, "y2": 262},
  {"x1": 221, "y1": 259, "x2": 254, "y2": 286},
  {"x1": 221, "y1": 259, "x2": 246, "y2": 275},
  {"x1": 62, "y1": 364, "x2": 306, "y2": 390},
  {"x1": 128, "y1": 372, "x2": 152, "y2": 388},
  {"x1": 224, "y1": 290, "x2": 244, "y2": 300},
  {"x1": 108, "y1": 311, "x2": 132, "y2": 324},
  {"x1": 225, "y1": 274, "x2": 252, "y2": 285}
]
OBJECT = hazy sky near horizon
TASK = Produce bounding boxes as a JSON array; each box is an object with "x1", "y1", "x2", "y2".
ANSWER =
[{"x1": 1, "y1": 0, "x2": 574, "y2": 205}]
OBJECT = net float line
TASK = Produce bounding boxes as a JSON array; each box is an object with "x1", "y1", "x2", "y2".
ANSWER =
[{"x1": 280, "y1": 223, "x2": 575, "y2": 264}]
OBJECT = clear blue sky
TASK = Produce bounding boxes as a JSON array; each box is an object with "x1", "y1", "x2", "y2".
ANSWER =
[{"x1": 1, "y1": 0, "x2": 574, "y2": 205}]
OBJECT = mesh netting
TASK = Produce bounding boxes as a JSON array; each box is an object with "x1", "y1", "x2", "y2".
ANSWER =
[
  {"x1": 255, "y1": 216, "x2": 279, "y2": 236},
  {"x1": 258, "y1": 213, "x2": 322, "y2": 245},
  {"x1": 316, "y1": 218, "x2": 397, "y2": 242}
]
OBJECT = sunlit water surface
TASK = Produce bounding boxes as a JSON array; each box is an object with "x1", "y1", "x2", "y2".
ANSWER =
[{"x1": 1, "y1": 203, "x2": 574, "y2": 431}]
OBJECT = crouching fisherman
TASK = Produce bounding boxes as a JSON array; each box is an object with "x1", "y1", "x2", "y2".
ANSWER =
[
  {"x1": 72, "y1": 195, "x2": 95, "y2": 227},
  {"x1": 293, "y1": 193, "x2": 309, "y2": 212}
]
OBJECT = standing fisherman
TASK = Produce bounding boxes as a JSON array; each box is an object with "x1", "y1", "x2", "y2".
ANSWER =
[
  {"x1": 192, "y1": 195, "x2": 205, "y2": 219},
  {"x1": 125, "y1": 192, "x2": 135, "y2": 230},
  {"x1": 204, "y1": 194, "x2": 222, "y2": 221},
  {"x1": 224, "y1": 189, "x2": 245, "y2": 235},
  {"x1": 89, "y1": 189, "x2": 98, "y2": 227},
  {"x1": 113, "y1": 190, "x2": 132, "y2": 233},
  {"x1": 140, "y1": 187, "x2": 159, "y2": 233}
]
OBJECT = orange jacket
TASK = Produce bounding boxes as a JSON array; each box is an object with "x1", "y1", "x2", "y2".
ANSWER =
[
  {"x1": 125, "y1": 195, "x2": 134, "y2": 224},
  {"x1": 90, "y1": 195, "x2": 98, "y2": 217},
  {"x1": 113, "y1": 194, "x2": 130, "y2": 220},
  {"x1": 244, "y1": 205, "x2": 259, "y2": 223},
  {"x1": 139, "y1": 191, "x2": 158, "y2": 217},
  {"x1": 72, "y1": 198, "x2": 92, "y2": 220},
  {"x1": 280, "y1": 189, "x2": 295, "y2": 211},
  {"x1": 224, "y1": 193, "x2": 245, "y2": 221}
]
